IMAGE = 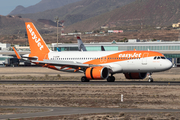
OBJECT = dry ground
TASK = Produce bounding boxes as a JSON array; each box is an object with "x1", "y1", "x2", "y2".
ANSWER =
[
  {"x1": 1, "y1": 85, "x2": 180, "y2": 109},
  {"x1": 0, "y1": 108, "x2": 46, "y2": 116},
  {"x1": 1, "y1": 84, "x2": 180, "y2": 120},
  {"x1": 21, "y1": 112, "x2": 180, "y2": 120},
  {"x1": 0, "y1": 67, "x2": 180, "y2": 81},
  {"x1": 1, "y1": 67, "x2": 180, "y2": 119}
]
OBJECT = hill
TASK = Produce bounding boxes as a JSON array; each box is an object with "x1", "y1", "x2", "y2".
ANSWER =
[
  {"x1": 0, "y1": 15, "x2": 49, "y2": 35},
  {"x1": 19, "y1": 0, "x2": 136, "y2": 26},
  {"x1": 2, "y1": 0, "x2": 180, "y2": 41},
  {"x1": 9, "y1": 0, "x2": 81, "y2": 15},
  {"x1": 66, "y1": 0, "x2": 180, "y2": 32}
]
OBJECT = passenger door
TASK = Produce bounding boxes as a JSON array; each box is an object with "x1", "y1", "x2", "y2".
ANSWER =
[{"x1": 142, "y1": 53, "x2": 149, "y2": 65}]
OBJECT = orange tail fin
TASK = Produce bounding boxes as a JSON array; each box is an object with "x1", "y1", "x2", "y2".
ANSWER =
[
  {"x1": 12, "y1": 47, "x2": 21, "y2": 59},
  {"x1": 25, "y1": 22, "x2": 50, "y2": 60}
]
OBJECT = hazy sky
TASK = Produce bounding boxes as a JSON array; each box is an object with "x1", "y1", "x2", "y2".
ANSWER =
[{"x1": 0, "y1": 0, "x2": 41, "y2": 15}]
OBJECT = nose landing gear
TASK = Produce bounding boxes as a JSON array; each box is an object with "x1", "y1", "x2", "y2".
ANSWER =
[{"x1": 148, "y1": 73, "x2": 153, "y2": 82}]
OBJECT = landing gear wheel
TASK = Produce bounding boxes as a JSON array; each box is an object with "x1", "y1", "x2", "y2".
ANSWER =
[
  {"x1": 107, "y1": 76, "x2": 115, "y2": 82},
  {"x1": 147, "y1": 73, "x2": 154, "y2": 83},
  {"x1": 81, "y1": 76, "x2": 89, "y2": 82},
  {"x1": 148, "y1": 78, "x2": 153, "y2": 83}
]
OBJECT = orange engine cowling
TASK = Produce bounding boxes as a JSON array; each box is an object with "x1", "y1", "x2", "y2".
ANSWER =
[
  {"x1": 124, "y1": 73, "x2": 147, "y2": 79},
  {"x1": 85, "y1": 67, "x2": 109, "y2": 80}
]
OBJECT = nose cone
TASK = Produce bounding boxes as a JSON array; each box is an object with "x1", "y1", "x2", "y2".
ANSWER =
[{"x1": 164, "y1": 60, "x2": 173, "y2": 70}]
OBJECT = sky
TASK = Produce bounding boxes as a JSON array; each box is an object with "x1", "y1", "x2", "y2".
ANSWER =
[{"x1": 0, "y1": 0, "x2": 41, "y2": 15}]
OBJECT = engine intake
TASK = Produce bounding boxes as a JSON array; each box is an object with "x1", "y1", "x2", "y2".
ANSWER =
[
  {"x1": 85, "y1": 67, "x2": 109, "y2": 80},
  {"x1": 124, "y1": 73, "x2": 147, "y2": 79}
]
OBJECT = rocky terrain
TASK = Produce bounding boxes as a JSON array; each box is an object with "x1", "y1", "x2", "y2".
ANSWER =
[{"x1": 1, "y1": 28, "x2": 179, "y2": 45}]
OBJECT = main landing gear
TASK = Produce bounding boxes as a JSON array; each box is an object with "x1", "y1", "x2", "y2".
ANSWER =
[
  {"x1": 81, "y1": 76, "x2": 89, "y2": 82},
  {"x1": 148, "y1": 73, "x2": 153, "y2": 82},
  {"x1": 107, "y1": 74, "x2": 115, "y2": 82},
  {"x1": 81, "y1": 75, "x2": 116, "y2": 82}
]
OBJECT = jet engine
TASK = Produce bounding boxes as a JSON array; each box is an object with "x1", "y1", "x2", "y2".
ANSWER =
[
  {"x1": 124, "y1": 73, "x2": 147, "y2": 79},
  {"x1": 85, "y1": 67, "x2": 109, "y2": 80}
]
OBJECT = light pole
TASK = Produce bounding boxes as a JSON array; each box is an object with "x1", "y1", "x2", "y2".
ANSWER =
[{"x1": 55, "y1": 16, "x2": 59, "y2": 51}]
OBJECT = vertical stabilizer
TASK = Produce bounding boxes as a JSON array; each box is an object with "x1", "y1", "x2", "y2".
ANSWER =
[
  {"x1": 101, "y1": 46, "x2": 105, "y2": 51},
  {"x1": 77, "y1": 36, "x2": 87, "y2": 51},
  {"x1": 25, "y1": 22, "x2": 50, "y2": 60}
]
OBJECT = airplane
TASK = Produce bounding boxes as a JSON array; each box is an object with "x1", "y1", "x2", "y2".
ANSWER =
[
  {"x1": 101, "y1": 46, "x2": 105, "y2": 51},
  {"x1": 77, "y1": 36, "x2": 105, "y2": 51},
  {"x1": 13, "y1": 22, "x2": 173, "y2": 82},
  {"x1": 57, "y1": 47, "x2": 61, "y2": 52},
  {"x1": 77, "y1": 36, "x2": 87, "y2": 51}
]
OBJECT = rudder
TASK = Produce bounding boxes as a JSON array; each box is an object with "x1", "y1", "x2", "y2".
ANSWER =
[
  {"x1": 77, "y1": 36, "x2": 87, "y2": 51},
  {"x1": 25, "y1": 22, "x2": 50, "y2": 60}
]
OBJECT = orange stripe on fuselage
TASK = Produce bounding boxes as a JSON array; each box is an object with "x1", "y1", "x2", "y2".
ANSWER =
[{"x1": 84, "y1": 51, "x2": 164, "y2": 65}]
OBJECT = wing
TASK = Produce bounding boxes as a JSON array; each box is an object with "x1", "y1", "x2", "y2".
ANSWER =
[
  {"x1": 31, "y1": 59, "x2": 104, "y2": 72},
  {"x1": 32, "y1": 59, "x2": 91, "y2": 68}
]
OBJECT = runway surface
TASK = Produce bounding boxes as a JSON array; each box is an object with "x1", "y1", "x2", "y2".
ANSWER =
[
  {"x1": 0, "y1": 106, "x2": 180, "y2": 119},
  {"x1": 0, "y1": 80, "x2": 180, "y2": 85}
]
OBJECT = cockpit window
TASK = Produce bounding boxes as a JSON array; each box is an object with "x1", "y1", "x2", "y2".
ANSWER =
[{"x1": 154, "y1": 56, "x2": 166, "y2": 60}]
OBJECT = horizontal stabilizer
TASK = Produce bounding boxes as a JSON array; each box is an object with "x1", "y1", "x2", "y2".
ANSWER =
[{"x1": 12, "y1": 47, "x2": 22, "y2": 59}]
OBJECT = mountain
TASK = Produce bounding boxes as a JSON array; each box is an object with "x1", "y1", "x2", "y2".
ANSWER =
[
  {"x1": 4, "y1": 0, "x2": 180, "y2": 36},
  {"x1": 67, "y1": 0, "x2": 180, "y2": 31},
  {"x1": 0, "y1": 0, "x2": 136, "y2": 35},
  {"x1": 19, "y1": 0, "x2": 136, "y2": 26},
  {"x1": 0, "y1": 15, "x2": 46, "y2": 35},
  {"x1": 9, "y1": 0, "x2": 81, "y2": 15}
]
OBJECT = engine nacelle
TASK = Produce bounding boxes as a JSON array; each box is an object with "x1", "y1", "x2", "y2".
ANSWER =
[
  {"x1": 85, "y1": 67, "x2": 109, "y2": 80},
  {"x1": 124, "y1": 73, "x2": 147, "y2": 79}
]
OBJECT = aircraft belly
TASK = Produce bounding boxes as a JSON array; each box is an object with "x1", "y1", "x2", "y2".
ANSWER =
[
  {"x1": 120, "y1": 60, "x2": 154, "y2": 73},
  {"x1": 119, "y1": 60, "x2": 137, "y2": 72}
]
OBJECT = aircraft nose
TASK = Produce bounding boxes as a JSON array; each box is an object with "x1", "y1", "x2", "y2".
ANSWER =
[{"x1": 165, "y1": 60, "x2": 173, "y2": 70}]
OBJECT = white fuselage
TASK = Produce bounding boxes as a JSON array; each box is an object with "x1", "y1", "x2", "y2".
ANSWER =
[{"x1": 47, "y1": 51, "x2": 172, "y2": 73}]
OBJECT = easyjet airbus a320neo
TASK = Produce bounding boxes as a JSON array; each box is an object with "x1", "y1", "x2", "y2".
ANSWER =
[{"x1": 13, "y1": 22, "x2": 173, "y2": 82}]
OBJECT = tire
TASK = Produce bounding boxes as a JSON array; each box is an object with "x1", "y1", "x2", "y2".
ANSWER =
[
  {"x1": 107, "y1": 76, "x2": 115, "y2": 82},
  {"x1": 107, "y1": 76, "x2": 111, "y2": 82},
  {"x1": 81, "y1": 76, "x2": 89, "y2": 82},
  {"x1": 148, "y1": 78, "x2": 153, "y2": 83}
]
